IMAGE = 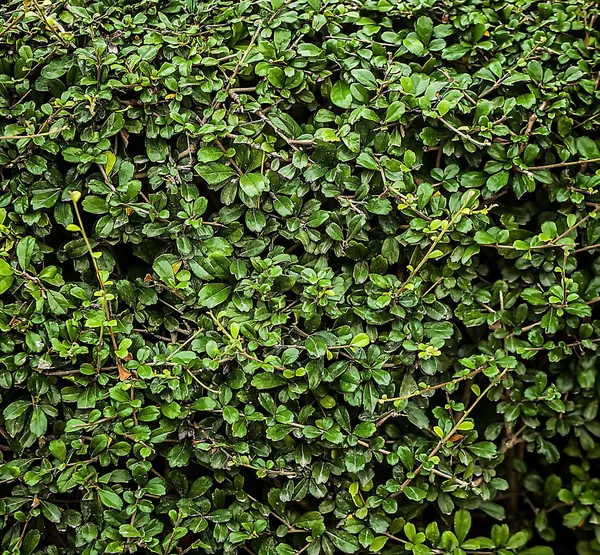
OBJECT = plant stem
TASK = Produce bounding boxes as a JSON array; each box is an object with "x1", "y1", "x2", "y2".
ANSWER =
[
  {"x1": 479, "y1": 39, "x2": 545, "y2": 98},
  {"x1": 391, "y1": 369, "x2": 508, "y2": 498},
  {"x1": 0, "y1": 126, "x2": 67, "y2": 140},
  {"x1": 397, "y1": 192, "x2": 476, "y2": 295},
  {"x1": 378, "y1": 365, "x2": 487, "y2": 403},
  {"x1": 70, "y1": 193, "x2": 129, "y2": 380},
  {"x1": 437, "y1": 116, "x2": 490, "y2": 147},
  {"x1": 208, "y1": 311, "x2": 287, "y2": 372},
  {"x1": 528, "y1": 157, "x2": 600, "y2": 170}
]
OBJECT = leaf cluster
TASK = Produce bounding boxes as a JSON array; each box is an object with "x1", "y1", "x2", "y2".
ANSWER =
[{"x1": 1, "y1": 0, "x2": 600, "y2": 554}]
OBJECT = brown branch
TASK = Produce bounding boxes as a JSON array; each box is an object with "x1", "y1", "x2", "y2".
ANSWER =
[
  {"x1": 215, "y1": 139, "x2": 243, "y2": 176},
  {"x1": 437, "y1": 117, "x2": 490, "y2": 148},
  {"x1": 391, "y1": 370, "x2": 507, "y2": 498},
  {"x1": 0, "y1": 11, "x2": 25, "y2": 38},
  {"x1": 528, "y1": 157, "x2": 600, "y2": 170},
  {"x1": 440, "y1": 70, "x2": 477, "y2": 106},
  {"x1": 45, "y1": 366, "x2": 118, "y2": 377},
  {"x1": 576, "y1": 242, "x2": 600, "y2": 253},
  {"x1": 0, "y1": 126, "x2": 67, "y2": 140},
  {"x1": 378, "y1": 366, "x2": 486, "y2": 404},
  {"x1": 479, "y1": 39, "x2": 545, "y2": 98}
]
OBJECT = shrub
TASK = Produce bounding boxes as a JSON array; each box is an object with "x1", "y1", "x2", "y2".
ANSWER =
[{"x1": 1, "y1": 0, "x2": 600, "y2": 553}]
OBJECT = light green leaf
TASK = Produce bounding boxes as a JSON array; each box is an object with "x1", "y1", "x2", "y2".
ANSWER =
[
  {"x1": 350, "y1": 333, "x2": 370, "y2": 348},
  {"x1": 240, "y1": 173, "x2": 267, "y2": 197},
  {"x1": 331, "y1": 81, "x2": 352, "y2": 109}
]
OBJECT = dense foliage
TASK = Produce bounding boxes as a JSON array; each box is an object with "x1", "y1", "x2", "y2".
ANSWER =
[{"x1": 1, "y1": 0, "x2": 600, "y2": 553}]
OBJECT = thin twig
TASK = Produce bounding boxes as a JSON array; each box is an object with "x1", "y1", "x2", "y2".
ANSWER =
[
  {"x1": 391, "y1": 369, "x2": 508, "y2": 498},
  {"x1": 576, "y1": 242, "x2": 600, "y2": 253},
  {"x1": 224, "y1": 23, "x2": 262, "y2": 95},
  {"x1": 479, "y1": 39, "x2": 545, "y2": 98},
  {"x1": 437, "y1": 117, "x2": 490, "y2": 148},
  {"x1": 397, "y1": 192, "x2": 475, "y2": 295},
  {"x1": 0, "y1": 126, "x2": 67, "y2": 140},
  {"x1": 0, "y1": 11, "x2": 25, "y2": 38},
  {"x1": 440, "y1": 70, "x2": 477, "y2": 106},
  {"x1": 528, "y1": 157, "x2": 600, "y2": 170},
  {"x1": 45, "y1": 366, "x2": 118, "y2": 377},
  {"x1": 70, "y1": 193, "x2": 129, "y2": 381},
  {"x1": 378, "y1": 366, "x2": 487, "y2": 403}
]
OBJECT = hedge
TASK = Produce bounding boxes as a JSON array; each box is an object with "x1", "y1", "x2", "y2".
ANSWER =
[{"x1": 1, "y1": 0, "x2": 600, "y2": 554}]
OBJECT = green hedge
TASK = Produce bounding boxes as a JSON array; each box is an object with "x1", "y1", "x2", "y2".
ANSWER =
[{"x1": 1, "y1": 0, "x2": 600, "y2": 553}]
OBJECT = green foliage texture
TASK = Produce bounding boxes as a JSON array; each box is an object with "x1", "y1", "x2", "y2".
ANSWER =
[{"x1": 1, "y1": 0, "x2": 600, "y2": 554}]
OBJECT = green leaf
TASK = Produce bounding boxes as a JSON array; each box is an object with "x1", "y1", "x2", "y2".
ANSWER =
[
  {"x1": 305, "y1": 335, "x2": 328, "y2": 358},
  {"x1": 350, "y1": 333, "x2": 370, "y2": 348},
  {"x1": 49, "y1": 439, "x2": 67, "y2": 462},
  {"x1": 195, "y1": 163, "x2": 237, "y2": 185},
  {"x1": 526, "y1": 60, "x2": 543, "y2": 83},
  {"x1": 576, "y1": 137, "x2": 600, "y2": 159},
  {"x1": 326, "y1": 530, "x2": 360, "y2": 554},
  {"x1": 240, "y1": 173, "x2": 268, "y2": 197},
  {"x1": 474, "y1": 230, "x2": 496, "y2": 245},
  {"x1": 370, "y1": 535, "x2": 388, "y2": 552},
  {"x1": 266, "y1": 424, "x2": 292, "y2": 441},
  {"x1": 416, "y1": 16, "x2": 433, "y2": 43},
  {"x1": 251, "y1": 373, "x2": 287, "y2": 389},
  {"x1": 3, "y1": 400, "x2": 30, "y2": 420},
  {"x1": 98, "y1": 489, "x2": 123, "y2": 510},
  {"x1": 40, "y1": 501, "x2": 62, "y2": 523},
  {"x1": 486, "y1": 170, "x2": 509, "y2": 193},
  {"x1": 468, "y1": 441, "x2": 497, "y2": 458},
  {"x1": 161, "y1": 401, "x2": 181, "y2": 419},
  {"x1": 16, "y1": 236, "x2": 35, "y2": 270},
  {"x1": 139, "y1": 44, "x2": 160, "y2": 60},
  {"x1": 30, "y1": 405, "x2": 47, "y2": 437},
  {"x1": 353, "y1": 422, "x2": 376, "y2": 438},
  {"x1": 353, "y1": 69, "x2": 377, "y2": 89},
  {"x1": 480, "y1": 502, "x2": 506, "y2": 521},
  {"x1": 21, "y1": 529, "x2": 41, "y2": 555},
  {"x1": 101, "y1": 113, "x2": 125, "y2": 138},
  {"x1": 268, "y1": 67, "x2": 285, "y2": 88},
  {"x1": 189, "y1": 476, "x2": 213, "y2": 498},
  {"x1": 345, "y1": 449, "x2": 366, "y2": 472},
  {"x1": 386, "y1": 101, "x2": 406, "y2": 123},
  {"x1": 437, "y1": 99, "x2": 451, "y2": 117},
  {"x1": 167, "y1": 443, "x2": 191, "y2": 467},
  {"x1": 81, "y1": 196, "x2": 108, "y2": 215},
  {"x1": 146, "y1": 137, "x2": 169, "y2": 162},
  {"x1": 47, "y1": 290, "x2": 70, "y2": 315},
  {"x1": 0, "y1": 258, "x2": 14, "y2": 294},
  {"x1": 505, "y1": 530, "x2": 529, "y2": 549},
  {"x1": 331, "y1": 81, "x2": 352, "y2": 109},
  {"x1": 119, "y1": 524, "x2": 141, "y2": 538},
  {"x1": 25, "y1": 155, "x2": 47, "y2": 175},
  {"x1": 454, "y1": 509, "x2": 471, "y2": 543},
  {"x1": 192, "y1": 397, "x2": 219, "y2": 411},
  {"x1": 40, "y1": 56, "x2": 74, "y2": 79},
  {"x1": 198, "y1": 283, "x2": 232, "y2": 308},
  {"x1": 318, "y1": 425, "x2": 340, "y2": 443},
  {"x1": 153, "y1": 256, "x2": 176, "y2": 286},
  {"x1": 404, "y1": 37, "x2": 425, "y2": 56},
  {"x1": 442, "y1": 44, "x2": 471, "y2": 61},
  {"x1": 520, "y1": 548, "x2": 554, "y2": 555},
  {"x1": 196, "y1": 147, "x2": 223, "y2": 163}
]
